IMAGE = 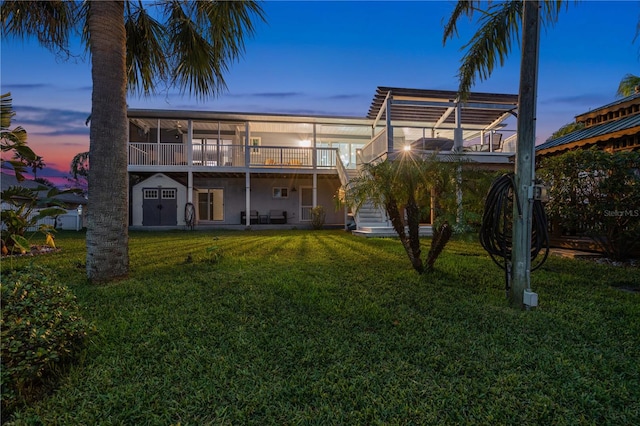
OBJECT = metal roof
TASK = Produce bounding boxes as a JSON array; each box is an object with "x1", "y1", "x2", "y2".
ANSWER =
[
  {"x1": 366, "y1": 87, "x2": 518, "y2": 129},
  {"x1": 536, "y1": 113, "x2": 640, "y2": 152},
  {"x1": 576, "y1": 92, "x2": 640, "y2": 120}
]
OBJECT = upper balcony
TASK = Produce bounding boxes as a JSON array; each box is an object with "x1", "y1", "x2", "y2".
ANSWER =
[
  {"x1": 127, "y1": 87, "x2": 520, "y2": 175},
  {"x1": 127, "y1": 111, "x2": 372, "y2": 174}
]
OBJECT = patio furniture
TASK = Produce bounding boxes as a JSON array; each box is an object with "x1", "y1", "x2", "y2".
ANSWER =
[
  {"x1": 269, "y1": 210, "x2": 287, "y2": 224},
  {"x1": 411, "y1": 137, "x2": 454, "y2": 151},
  {"x1": 241, "y1": 210, "x2": 259, "y2": 225}
]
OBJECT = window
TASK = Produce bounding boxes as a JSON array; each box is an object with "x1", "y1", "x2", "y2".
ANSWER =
[
  {"x1": 250, "y1": 136, "x2": 261, "y2": 153},
  {"x1": 272, "y1": 187, "x2": 288, "y2": 199},
  {"x1": 144, "y1": 189, "x2": 158, "y2": 199},
  {"x1": 161, "y1": 189, "x2": 176, "y2": 199}
]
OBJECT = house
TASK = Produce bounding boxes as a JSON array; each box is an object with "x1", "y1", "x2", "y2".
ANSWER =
[
  {"x1": 127, "y1": 87, "x2": 519, "y2": 231},
  {"x1": 1, "y1": 172, "x2": 87, "y2": 231},
  {"x1": 536, "y1": 93, "x2": 640, "y2": 158}
]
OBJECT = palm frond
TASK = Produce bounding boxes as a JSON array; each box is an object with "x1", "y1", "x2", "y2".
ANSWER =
[
  {"x1": 442, "y1": 0, "x2": 484, "y2": 44},
  {"x1": 1, "y1": 0, "x2": 80, "y2": 54},
  {"x1": 125, "y1": 2, "x2": 169, "y2": 97},
  {"x1": 162, "y1": 0, "x2": 265, "y2": 100},
  {"x1": 445, "y1": 0, "x2": 567, "y2": 98},
  {"x1": 456, "y1": 1, "x2": 522, "y2": 98}
]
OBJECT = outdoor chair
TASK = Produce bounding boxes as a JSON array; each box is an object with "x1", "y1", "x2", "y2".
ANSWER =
[
  {"x1": 269, "y1": 210, "x2": 287, "y2": 224},
  {"x1": 241, "y1": 210, "x2": 259, "y2": 225}
]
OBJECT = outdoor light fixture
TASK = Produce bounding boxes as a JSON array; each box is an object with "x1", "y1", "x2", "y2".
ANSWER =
[
  {"x1": 299, "y1": 139, "x2": 311, "y2": 147},
  {"x1": 403, "y1": 144, "x2": 411, "y2": 151}
]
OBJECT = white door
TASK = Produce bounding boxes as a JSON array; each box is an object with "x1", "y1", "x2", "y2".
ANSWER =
[{"x1": 300, "y1": 187, "x2": 313, "y2": 221}]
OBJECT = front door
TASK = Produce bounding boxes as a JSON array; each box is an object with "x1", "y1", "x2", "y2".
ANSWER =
[{"x1": 142, "y1": 188, "x2": 177, "y2": 226}]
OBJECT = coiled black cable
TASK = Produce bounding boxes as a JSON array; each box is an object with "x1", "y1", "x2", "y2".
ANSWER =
[{"x1": 479, "y1": 173, "x2": 549, "y2": 294}]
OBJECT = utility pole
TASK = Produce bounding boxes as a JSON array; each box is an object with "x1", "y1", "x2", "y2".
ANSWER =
[{"x1": 511, "y1": 0, "x2": 540, "y2": 308}]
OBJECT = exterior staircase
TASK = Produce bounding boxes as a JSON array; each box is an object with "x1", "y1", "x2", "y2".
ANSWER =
[
  {"x1": 351, "y1": 201, "x2": 433, "y2": 238},
  {"x1": 339, "y1": 156, "x2": 433, "y2": 238}
]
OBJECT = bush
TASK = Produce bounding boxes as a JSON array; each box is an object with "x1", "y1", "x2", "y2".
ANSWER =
[
  {"x1": 1, "y1": 265, "x2": 93, "y2": 416},
  {"x1": 538, "y1": 149, "x2": 640, "y2": 260},
  {"x1": 310, "y1": 205, "x2": 326, "y2": 230}
]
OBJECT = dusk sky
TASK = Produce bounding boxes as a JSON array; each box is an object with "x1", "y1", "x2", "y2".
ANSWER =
[{"x1": 1, "y1": 0, "x2": 639, "y2": 182}]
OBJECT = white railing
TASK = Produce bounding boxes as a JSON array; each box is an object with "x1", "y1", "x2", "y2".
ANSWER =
[
  {"x1": 129, "y1": 143, "x2": 186, "y2": 166},
  {"x1": 360, "y1": 129, "x2": 388, "y2": 164},
  {"x1": 250, "y1": 146, "x2": 313, "y2": 167},
  {"x1": 334, "y1": 151, "x2": 350, "y2": 187},
  {"x1": 129, "y1": 143, "x2": 340, "y2": 170},
  {"x1": 316, "y1": 148, "x2": 338, "y2": 168},
  {"x1": 193, "y1": 144, "x2": 244, "y2": 167}
]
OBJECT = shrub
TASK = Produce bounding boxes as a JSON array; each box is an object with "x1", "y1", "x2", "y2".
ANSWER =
[
  {"x1": 1, "y1": 265, "x2": 93, "y2": 415},
  {"x1": 310, "y1": 205, "x2": 326, "y2": 230},
  {"x1": 538, "y1": 149, "x2": 640, "y2": 260},
  {"x1": 1, "y1": 185, "x2": 67, "y2": 253}
]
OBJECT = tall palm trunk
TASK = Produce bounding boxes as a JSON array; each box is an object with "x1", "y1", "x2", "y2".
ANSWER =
[{"x1": 86, "y1": 1, "x2": 129, "y2": 282}]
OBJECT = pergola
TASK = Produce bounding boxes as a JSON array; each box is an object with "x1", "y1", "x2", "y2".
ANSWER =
[{"x1": 366, "y1": 86, "x2": 519, "y2": 153}]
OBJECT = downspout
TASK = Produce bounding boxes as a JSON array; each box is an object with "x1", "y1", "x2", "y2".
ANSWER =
[
  {"x1": 312, "y1": 123, "x2": 318, "y2": 208},
  {"x1": 454, "y1": 103, "x2": 463, "y2": 226},
  {"x1": 187, "y1": 120, "x2": 193, "y2": 204},
  {"x1": 156, "y1": 118, "x2": 161, "y2": 164},
  {"x1": 245, "y1": 121, "x2": 251, "y2": 226}
]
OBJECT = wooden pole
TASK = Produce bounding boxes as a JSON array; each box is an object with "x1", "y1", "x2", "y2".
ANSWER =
[{"x1": 511, "y1": 0, "x2": 540, "y2": 308}]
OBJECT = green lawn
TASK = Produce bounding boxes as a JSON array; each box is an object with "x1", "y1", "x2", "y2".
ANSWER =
[{"x1": 3, "y1": 230, "x2": 639, "y2": 425}]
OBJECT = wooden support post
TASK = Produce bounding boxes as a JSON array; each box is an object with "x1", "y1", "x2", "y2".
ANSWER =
[{"x1": 511, "y1": 0, "x2": 540, "y2": 308}]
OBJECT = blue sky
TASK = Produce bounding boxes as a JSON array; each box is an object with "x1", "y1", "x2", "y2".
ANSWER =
[{"x1": 1, "y1": 0, "x2": 639, "y2": 178}]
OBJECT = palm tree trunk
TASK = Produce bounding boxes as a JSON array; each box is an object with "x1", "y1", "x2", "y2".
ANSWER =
[
  {"x1": 86, "y1": 0, "x2": 129, "y2": 282},
  {"x1": 386, "y1": 197, "x2": 424, "y2": 273}
]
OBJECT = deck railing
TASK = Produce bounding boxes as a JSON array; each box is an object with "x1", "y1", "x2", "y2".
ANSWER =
[
  {"x1": 128, "y1": 143, "x2": 186, "y2": 166},
  {"x1": 360, "y1": 129, "x2": 388, "y2": 164},
  {"x1": 251, "y1": 146, "x2": 313, "y2": 167},
  {"x1": 129, "y1": 143, "x2": 339, "y2": 169},
  {"x1": 193, "y1": 144, "x2": 244, "y2": 166}
]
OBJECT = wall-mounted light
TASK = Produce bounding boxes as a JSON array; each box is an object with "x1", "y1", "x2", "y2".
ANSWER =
[
  {"x1": 291, "y1": 186, "x2": 297, "y2": 192},
  {"x1": 299, "y1": 139, "x2": 311, "y2": 147},
  {"x1": 403, "y1": 144, "x2": 412, "y2": 151}
]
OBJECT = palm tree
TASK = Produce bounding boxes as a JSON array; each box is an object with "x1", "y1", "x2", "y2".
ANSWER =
[
  {"x1": 346, "y1": 152, "x2": 457, "y2": 274},
  {"x1": 1, "y1": 1, "x2": 264, "y2": 282},
  {"x1": 616, "y1": 73, "x2": 640, "y2": 97},
  {"x1": 1, "y1": 92, "x2": 36, "y2": 182}
]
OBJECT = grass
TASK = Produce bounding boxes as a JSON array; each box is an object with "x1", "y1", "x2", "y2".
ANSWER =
[{"x1": 2, "y1": 230, "x2": 639, "y2": 425}]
